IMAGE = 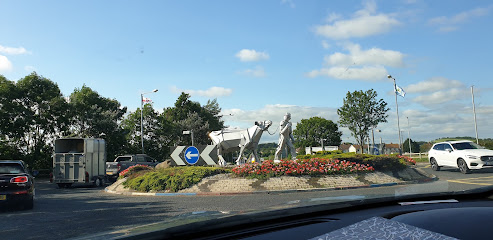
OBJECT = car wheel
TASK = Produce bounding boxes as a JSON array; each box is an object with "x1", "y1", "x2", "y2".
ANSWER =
[
  {"x1": 57, "y1": 183, "x2": 65, "y2": 188},
  {"x1": 430, "y1": 158, "x2": 440, "y2": 171},
  {"x1": 458, "y1": 159, "x2": 470, "y2": 174},
  {"x1": 94, "y1": 177, "x2": 102, "y2": 187}
]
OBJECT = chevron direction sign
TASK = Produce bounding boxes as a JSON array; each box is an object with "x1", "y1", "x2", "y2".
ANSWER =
[{"x1": 169, "y1": 145, "x2": 218, "y2": 166}]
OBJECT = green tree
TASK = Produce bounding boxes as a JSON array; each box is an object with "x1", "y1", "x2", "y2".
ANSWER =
[
  {"x1": 403, "y1": 138, "x2": 420, "y2": 153},
  {"x1": 0, "y1": 75, "x2": 25, "y2": 140},
  {"x1": 420, "y1": 142, "x2": 433, "y2": 153},
  {"x1": 15, "y1": 72, "x2": 70, "y2": 168},
  {"x1": 121, "y1": 103, "x2": 173, "y2": 160},
  {"x1": 68, "y1": 85, "x2": 127, "y2": 159},
  {"x1": 337, "y1": 89, "x2": 389, "y2": 153},
  {"x1": 293, "y1": 117, "x2": 342, "y2": 150},
  {"x1": 162, "y1": 92, "x2": 224, "y2": 146}
]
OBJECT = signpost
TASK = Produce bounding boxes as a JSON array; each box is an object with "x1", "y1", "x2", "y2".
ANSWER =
[
  {"x1": 184, "y1": 146, "x2": 199, "y2": 165},
  {"x1": 170, "y1": 145, "x2": 218, "y2": 166}
]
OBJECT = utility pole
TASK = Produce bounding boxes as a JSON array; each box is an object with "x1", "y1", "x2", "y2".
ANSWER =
[{"x1": 471, "y1": 86, "x2": 479, "y2": 144}]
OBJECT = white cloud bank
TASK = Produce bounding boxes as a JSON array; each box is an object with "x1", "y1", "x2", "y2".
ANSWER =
[
  {"x1": 0, "y1": 55, "x2": 13, "y2": 72},
  {"x1": 403, "y1": 77, "x2": 469, "y2": 106},
  {"x1": 235, "y1": 49, "x2": 269, "y2": 62},
  {"x1": 429, "y1": 6, "x2": 492, "y2": 32},
  {"x1": 0, "y1": 45, "x2": 29, "y2": 55},
  {"x1": 314, "y1": 0, "x2": 400, "y2": 39},
  {"x1": 0, "y1": 45, "x2": 30, "y2": 73},
  {"x1": 238, "y1": 66, "x2": 266, "y2": 78},
  {"x1": 307, "y1": 43, "x2": 404, "y2": 81},
  {"x1": 171, "y1": 86, "x2": 233, "y2": 98}
]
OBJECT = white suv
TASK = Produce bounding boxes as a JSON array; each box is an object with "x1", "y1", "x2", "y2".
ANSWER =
[{"x1": 428, "y1": 140, "x2": 493, "y2": 174}]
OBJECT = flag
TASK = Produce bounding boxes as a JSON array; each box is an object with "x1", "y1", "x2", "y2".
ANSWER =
[
  {"x1": 142, "y1": 97, "x2": 152, "y2": 103},
  {"x1": 394, "y1": 85, "x2": 406, "y2": 98}
]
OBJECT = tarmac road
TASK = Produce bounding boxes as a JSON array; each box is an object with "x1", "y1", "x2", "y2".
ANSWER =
[{"x1": 2, "y1": 166, "x2": 493, "y2": 240}]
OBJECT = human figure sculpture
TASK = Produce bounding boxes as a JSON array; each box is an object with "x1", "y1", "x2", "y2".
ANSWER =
[{"x1": 274, "y1": 113, "x2": 296, "y2": 162}]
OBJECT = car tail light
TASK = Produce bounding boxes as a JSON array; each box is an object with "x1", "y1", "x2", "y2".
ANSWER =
[
  {"x1": 117, "y1": 163, "x2": 121, "y2": 171},
  {"x1": 13, "y1": 190, "x2": 29, "y2": 194},
  {"x1": 10, "y1": 176, "x2": 28, "y2": 183},
  {"x1": 85, "y1": 171, "x2": 89, "y2": 183}
]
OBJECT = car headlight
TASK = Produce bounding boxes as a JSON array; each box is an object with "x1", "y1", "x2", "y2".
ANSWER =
[{"x1": 466, "y1": 155, "x2": 478, "y2": 159}]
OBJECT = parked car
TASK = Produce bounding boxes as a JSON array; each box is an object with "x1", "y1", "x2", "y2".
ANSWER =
[
  {"x1": 0, "y1": 160, "x2": 35, "y2": 210},
  {"x1": 428, "y1": 140, "x2": 493, "y2": 173},
  {"x1": 106, "y1": 154, "x2": 158, "y2": 182}
]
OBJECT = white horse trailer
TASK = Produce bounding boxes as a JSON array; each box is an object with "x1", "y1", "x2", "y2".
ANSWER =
[{"x1": 52, "y1": 138, "x2": 106, "y2": 188}]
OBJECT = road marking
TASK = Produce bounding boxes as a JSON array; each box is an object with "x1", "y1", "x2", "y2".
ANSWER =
[
  {"x1": 447, "y1": 176, "x2": 493, "y2": 186},
  {"x1": 447, "y1": 180, "x2": 492, "y2": 186}
]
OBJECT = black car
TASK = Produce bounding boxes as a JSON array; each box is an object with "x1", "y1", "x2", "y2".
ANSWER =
[{"x1": 0, "y1": 160, "x2": 35, "y2": 210}]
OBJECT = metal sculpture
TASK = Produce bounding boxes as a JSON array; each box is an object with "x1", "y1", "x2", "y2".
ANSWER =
[
  {"x1": 274, "y1": 113, "x2": 296, "y2": 162},
  {"x1": 209, "y1": 120, "x2": 272, "y2": 166}
]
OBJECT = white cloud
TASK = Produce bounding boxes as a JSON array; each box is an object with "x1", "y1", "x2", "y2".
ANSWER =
[
  {"x1": 314, "y1": 0, "x2": 400, "y2": 39},
  {"x1": 0, "y1": 45, "x2": 29, "y2": 55},
  {"x1": 307, "y1": 43, "x2": 403, "y2": 82},
  {"x1": 306, "y1": 65, "x2": 389, "y2": 81},
  {"x1": 281, "y1": 0, "x2": 295, "y2": 8},
  {"x1": 238, "y1": 66, "x2": 266, "y2": 78},
  {"x1": 0, "y1": 55, "x2": 13, "y2": 72},
  {"x1": 171, "y1": 86, "x2": 233, "y2": 98},
  {"x1": 405, "y1": 77, "x2": 464, "y2": 93},
  {"x1": 413, "y1": 88, "x2": 469, "y2": 106},
  {"x1": 429, "y1": 6, "x2": 492, "y2": 32},
  {"x1": 324, "y1": 43, "x2": 405, "y2": 68},
  {"x1": 321, "y1": 40, "x2": 330, "y2": 49},
  {"x1": 235, "y1": 49, "x2": 270, "y2": 62}
]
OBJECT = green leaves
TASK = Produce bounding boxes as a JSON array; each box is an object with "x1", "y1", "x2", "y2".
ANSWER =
[
  {"x1": 293, "y1": 116, "x2": 342, "y2": 149},
  {"x1": 337, "y1": 89, "x2": 389, "y2": 152}
]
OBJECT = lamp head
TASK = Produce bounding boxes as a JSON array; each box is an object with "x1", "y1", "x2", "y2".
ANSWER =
[
  {"x1": 152, "y1": 89, "x2": 158, "y2": 92},
  {"x1": 387, "y1": 75, "x2": 392, "y2": 79}
]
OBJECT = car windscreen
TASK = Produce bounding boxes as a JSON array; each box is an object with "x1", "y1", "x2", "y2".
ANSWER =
[
  {"x1": 0, "y1": 163, "x2": 25, "y2": 174},
  {"x1": 452, "y1": 142, "x2": 482, "y2": 150}
]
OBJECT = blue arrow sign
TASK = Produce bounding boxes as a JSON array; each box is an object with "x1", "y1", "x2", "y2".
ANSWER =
[{"x1": 184, "y1": 146, "x2": 200, "y2": 165}]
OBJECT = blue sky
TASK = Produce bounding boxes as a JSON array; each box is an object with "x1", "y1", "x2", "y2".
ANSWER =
[{"x1": 1, "y1": 0, "x2": 493, "y2": 144}]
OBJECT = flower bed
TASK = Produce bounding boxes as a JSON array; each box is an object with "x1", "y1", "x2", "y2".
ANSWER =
[{"x1": 232, "y1": 159, "x2": 374, "y2": 179}]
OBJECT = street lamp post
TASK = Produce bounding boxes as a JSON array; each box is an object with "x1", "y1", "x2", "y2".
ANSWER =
[
  {"x1": 388, "y1": 75, "x2": 403, "y2": 155},
  {"x1": 183, "y1": 130, "x2": 194, "y2": 146},
  {"x1": 140, "y1": 89, "x2": 158, "y2": 154}
]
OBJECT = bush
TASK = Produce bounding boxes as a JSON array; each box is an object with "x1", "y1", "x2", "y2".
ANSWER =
[
  {"x1": 119, "y1": 164, "x2": 154, "y2": 178},
  {"x1": 326, "y1": 153, "x2": 415, "y2": 171},
  {"x1": 123, "y1": 166, "x2": 230, "y2": 192}
]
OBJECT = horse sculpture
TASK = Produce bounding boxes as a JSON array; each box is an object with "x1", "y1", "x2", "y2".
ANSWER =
[{"x1": 209, "y1": 120, "x2": 272, "y2": 166}]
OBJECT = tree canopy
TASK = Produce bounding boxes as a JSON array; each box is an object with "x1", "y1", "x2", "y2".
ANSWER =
[
  {"x1": 293, "y1": 117, "x2": 342, "y2": 150},
  {"x1": 337, "y1": 89, "x2": 389, "y2": 153}
]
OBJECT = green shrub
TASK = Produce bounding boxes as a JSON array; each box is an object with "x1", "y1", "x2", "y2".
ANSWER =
[
  {"x1": 297, "y1": 154, "x2": 312, "y2": 159},
  {"x1": 327, "y1": 153, "x2": 408, "y2": 171},
  {"x1": 123, "y1": 166, "x2": 230, "y2": 192}
]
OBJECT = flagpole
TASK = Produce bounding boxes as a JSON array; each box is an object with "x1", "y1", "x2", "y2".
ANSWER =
[
  {"x1": 388, "y1": 75, "x2": 402, "y2": 155},
  {"x1": 140, "y1": 89, "x2": 158, "y2": 154}
]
